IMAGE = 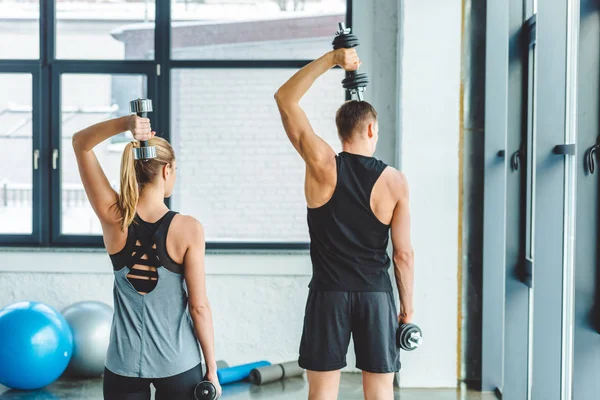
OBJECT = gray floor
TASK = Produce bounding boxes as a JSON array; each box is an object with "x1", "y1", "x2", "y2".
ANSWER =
[{"x1": 0, "y1": 375, "x2": 496, "y2": 400}]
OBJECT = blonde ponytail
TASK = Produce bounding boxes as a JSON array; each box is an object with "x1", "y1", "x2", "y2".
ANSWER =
[
  {"x1": 117, "y1": 141, "x2": 140, "y2": 229},
  {"x1": 115, "y1": 137, "x2": 176, "y2": 229}
]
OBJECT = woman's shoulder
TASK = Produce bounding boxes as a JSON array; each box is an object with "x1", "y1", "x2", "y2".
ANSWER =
[
  {"x1": 170, "y1": 213, "x2": 204, "y2": 239},
  {"x1": 164, "y1": 213, "x2": 205, "y2": 264}
]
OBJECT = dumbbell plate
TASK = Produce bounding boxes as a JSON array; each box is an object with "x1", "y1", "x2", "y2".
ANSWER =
[
  {"x1": 332, "y1": 33, "x2": 360, "y2": 49},
  {"x1": 342, "y1": 77, "x2": 370, "y2": 85},
  {"x1": 130, "y1": 98, "x2": 153, "y2": 114},
  {"x1": 397, "y1": 323, "x2": 422, "y2": 351},
  {"x1": 194, "y1": 381, "x2": 217, "y2": 400},
  {"x1": 342, "y1": 73, "x2": 370, "y2": 90}
]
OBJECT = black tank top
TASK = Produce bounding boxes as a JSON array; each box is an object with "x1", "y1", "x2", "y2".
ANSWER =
[{"x1": 307, "y1": 152, "x2": 392, "y2": 292}]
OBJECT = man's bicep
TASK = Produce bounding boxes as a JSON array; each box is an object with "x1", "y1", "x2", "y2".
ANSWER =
[{"x1": 277, "y1": 103, "x2": 335, "y2": 165}]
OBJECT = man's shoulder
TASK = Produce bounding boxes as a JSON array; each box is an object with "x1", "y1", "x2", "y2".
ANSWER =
[{"x1": 380, "y1": 166, "x2": 408, "y2": 198}]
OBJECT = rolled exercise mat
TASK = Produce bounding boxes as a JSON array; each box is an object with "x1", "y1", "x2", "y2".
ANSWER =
[
  {"x1": 217, "y1": 361, "x2": 271, "y2": 385},
  {"x1": 249, "y1": 361, "x2": 305, "y2": 385},
  {"x1": 249, "y1": 378, "x2": 306, "y2": 398},
  {"x1": 201, "y1": 359, "x2": 229, "y2": 373}
]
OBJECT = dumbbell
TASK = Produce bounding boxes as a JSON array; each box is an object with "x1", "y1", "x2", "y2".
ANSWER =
[
  {"x1": 194, "y1": 380, "x2": 218, "y2": 400},
  {"x1": 332, "y1": 22, "x2": 369, "y2": 101},
  {"x1": 397, "y1": 323, "x2": 423, "y2": 351},
  {"x1": 129, "y1": 98, "x2": 157, "y2": 160}
]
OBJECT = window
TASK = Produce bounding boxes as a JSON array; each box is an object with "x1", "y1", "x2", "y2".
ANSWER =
[
  {"x1": 0, "y1": 0, "x2": 349, "y2": 248},
  {"x1": 171, "y1": 68, "x2": 344, "y2": 242},
  {"x1": 170, "y1": 0, "x2": 346, "y2": 60},
  {"x1": 56, "y1": 0, "x2": 156, "y2": 60},
  {"x1": 0, "y1": 1, "x2": 39, "y2": 59},
  {"x1": 60, "y1": 74, "x2": 147, "y2": 235},
  {"x1": 0, "y1": 74, "x2": 33, "y2": 234}
]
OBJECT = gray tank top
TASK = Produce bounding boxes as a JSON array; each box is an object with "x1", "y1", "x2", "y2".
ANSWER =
[{"x1": 105, "y1": 211, "x2": 202, "y2": 378}]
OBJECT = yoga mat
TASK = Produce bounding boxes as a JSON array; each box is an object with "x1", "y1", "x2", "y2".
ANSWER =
[
  {"x1": 217, "y1": 361, "x2": 271, "y2": 385},
  {"x1": 201, "y1": 360, "x2": 229, "y2": 374},
  {"x1": 248, "y1": 361, "x2": 305, "y2": 385},
  {"x1": 249, "y1": 378, "x2": 306, "y2": 398}
]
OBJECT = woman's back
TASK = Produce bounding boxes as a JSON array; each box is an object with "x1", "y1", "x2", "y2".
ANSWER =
[
  {"x1": 106, "y1": 211, "x2": 202, "y2": 378},
  {"x1": 72, "y1": 115, "x2": 221, "y2": 397}
]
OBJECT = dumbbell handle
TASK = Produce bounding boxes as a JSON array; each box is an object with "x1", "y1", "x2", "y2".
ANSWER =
[
  {"x1": 129, "y1": 98, "x2": 156, "y2": 160},
  {"x1": 347, "y1": 74, "x2": 365, "y2": 101},
  {"x1": 408, "y1": 332, "x2": 423, "y2": 348},
  {"x1": 135, "y1": 111, "x2": 149, "y2": 148},
  {"x1": 338, "y1": 22, "x2": 351, "y2": 34}
]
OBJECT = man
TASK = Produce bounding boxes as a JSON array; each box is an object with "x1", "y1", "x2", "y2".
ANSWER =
[{"x1": 275, "y1": 48, "x2": 414, "y2": 400}]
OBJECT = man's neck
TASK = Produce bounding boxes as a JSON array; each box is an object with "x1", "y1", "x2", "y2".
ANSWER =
[{"x1": 342, "y1": 142, "x2": 373, "y2": 157}]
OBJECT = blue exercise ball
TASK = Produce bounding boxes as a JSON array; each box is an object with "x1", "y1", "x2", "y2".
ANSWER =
[{"x1": 0, "y1": 301, "x2": 73, "y2": 390}]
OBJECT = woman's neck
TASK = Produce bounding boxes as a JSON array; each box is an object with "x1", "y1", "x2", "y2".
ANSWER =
[{"x1": 136, "y1": 188, "x2": 169, "y2": 222}]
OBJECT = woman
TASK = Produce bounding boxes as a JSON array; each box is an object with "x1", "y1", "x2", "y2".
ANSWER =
[{"x1": 72, "y1": 114, "x2": 222, "y2": 400}]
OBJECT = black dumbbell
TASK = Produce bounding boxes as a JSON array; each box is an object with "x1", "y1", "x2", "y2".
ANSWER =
[
  {"x1": 332, "y1": 22, "x2": 369, "y2": 101},
  {"x1": 129, "y1": 98, "x2": 157, "y2": 160},
  {"x1": 194, "y1": 380, "x2": 218, "y2": 400},
  {"x1": 397, "y1": 323, "x2": 423, "y2": 351}
]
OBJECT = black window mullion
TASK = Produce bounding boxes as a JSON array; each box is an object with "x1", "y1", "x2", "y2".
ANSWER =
[
  {"x1": 49, "y1": 67, "x2": 61, "y2": 245},
  {"x1": 170, "y1": 60, "x2": 314, "y2": 69},
  {"x1": 51, "y1": 60, "x2": 156, "y2": 73},
  {"x1": 32, "y1": 69, "x2": 43, "y2": 244},
  {"x1": 41, "y1": 0, "x2": 54, "y2": 246},
  {"x1": 156, "y1": 0, "x2": 170, "y2": 142},
  {"x1": 156, "y1": 0, "x2": 170, "y2": 209},
  {"x1": 0, "y1": 61, "x2": 40, "y2": 71}
]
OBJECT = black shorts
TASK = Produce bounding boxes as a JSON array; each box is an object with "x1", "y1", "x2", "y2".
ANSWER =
[
  {"x1": 298, "y1": 290, "x2": 401, "y2": 373},
  {"x1": 103, "y1": 364, "x2": 203, "y2": 400}
]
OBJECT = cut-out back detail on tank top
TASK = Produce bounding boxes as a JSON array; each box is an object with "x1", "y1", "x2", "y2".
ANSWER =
[
  {"x1": 127, "y1": 238, "x2": 159, "y2": 294},
  {"x1": 109, "y1": 211, "x2": 184, "y2": 295}
]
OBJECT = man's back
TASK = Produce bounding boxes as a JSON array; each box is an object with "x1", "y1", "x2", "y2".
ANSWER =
[
  {"x1": 307, "y1": 151, "x2": 397, "y2": 292},
  {"x1": 274, "y1": 48, "x2": 413, "y2": 399}
]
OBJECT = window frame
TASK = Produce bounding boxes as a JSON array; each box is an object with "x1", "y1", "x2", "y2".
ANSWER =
[{"x1": 0, "y1": 0, "x2": 351, "y2": 250}]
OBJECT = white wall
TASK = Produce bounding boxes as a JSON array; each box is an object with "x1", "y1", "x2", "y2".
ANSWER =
[
  {"x1": 0, "y1": 0, "x2": 462, "y2": 389},
  {"x1": 0, "y1": 251, "x2": 313, "y2": 368},
  {"x1": 397, "y1": 0, "x2": 462, "y2": 389}
]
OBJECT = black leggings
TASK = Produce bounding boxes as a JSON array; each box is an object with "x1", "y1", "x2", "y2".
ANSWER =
[{"x1": 103, "y1": 364, "x2": 203, "y2": 400}]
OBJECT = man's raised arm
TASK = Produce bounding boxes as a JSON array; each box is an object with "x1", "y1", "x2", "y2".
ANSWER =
[{"x1": 274, "y1": 49, "x2": 359, "y2": 166}]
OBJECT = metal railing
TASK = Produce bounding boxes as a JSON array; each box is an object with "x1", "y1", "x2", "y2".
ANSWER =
[
  {"x1": 1, "y1": 182, "x2": 118, "y2": 208},
  {"x1": 1, "y1": 182, "x2": 32, "y2": 207}
]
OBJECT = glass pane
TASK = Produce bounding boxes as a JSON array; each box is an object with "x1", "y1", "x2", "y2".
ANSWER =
[
  {"x1": 171, "y1": 68, "x2": 344, "y2": 242},
  {"x1": 61, "y1": 73, "x2": 147, "y2": 235},
  {"x1": 171, "y1": 0, "x2": 346, "y2": 60},
  {"x1": 56, "y1": 1, "x2": 155, "y2": 60},
  {"x1": 0, "y1": 1, "x2": 39, "y2": 59},
  {"x1": 0, "y1": 74, "x2": 33, "y2": 234}
]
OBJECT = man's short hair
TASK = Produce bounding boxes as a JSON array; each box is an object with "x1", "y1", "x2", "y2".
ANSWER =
[{"x1": 335, "y1": 100, "x2": 378, "y2": 142}]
